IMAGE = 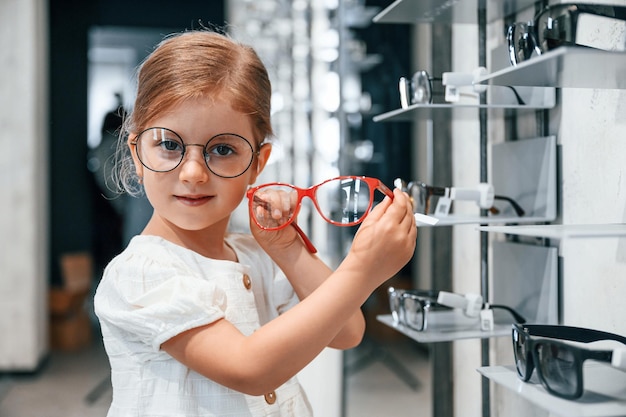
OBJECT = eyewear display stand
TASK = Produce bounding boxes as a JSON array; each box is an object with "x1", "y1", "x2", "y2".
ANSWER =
[
  {"x1": 477, "y1": 365, "x2": 626, "y2": 417},
  {"x1": 378, "y1": 239, "x2": 558, "y2": 343},
  {"x1": 372, "y1": 87, "x2": 555, "y2": 122},
  {"x1": 371, "y1": 1, "x2": 626, "y2": 417},
  {"x1": 376, "y1": 314, "x2": 510, "y2": 343},
  {"x1": 373, "y1": 84, "x2": 555, "y2": 123},
  {"x1": 372, "y1": 0, "x2": 538, "y2": 24},
  {"x1": 417, "y1": 135, "x2": 557, "y2": 226},
  {"x1": 477, "y1": 223, "x2": 626, "y2": 239},
  {"x1": 476, "y1": 47, "x2": 626, "y2": 90}
]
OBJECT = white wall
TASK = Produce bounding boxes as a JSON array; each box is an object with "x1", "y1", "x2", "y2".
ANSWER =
[{"x1": 0, "y1": 0, "x2": 48, "y2": 370}]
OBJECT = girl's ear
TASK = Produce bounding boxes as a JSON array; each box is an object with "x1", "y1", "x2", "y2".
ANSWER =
[
  {"x1": 127, "y1": 134, "x2": 144, "y2": 178},
  {"x1": 249, "y1": 142, "x2": 272, "y2": 184}
]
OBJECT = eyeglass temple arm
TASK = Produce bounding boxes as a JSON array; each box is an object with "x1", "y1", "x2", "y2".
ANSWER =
[
  {"x1": 291, "y1": 223, "x2": 318, "y2": 254},
  {"x1": 523, "y1": 324, "x2": 626, "y2": 346},
  {"x1": 493, "y1": 195, "x2": 526, "y2": 217},
  {"x1": 375, "y1": 180, "x2": 395, "y2": 199},
  {"x1": 488, "y1": 304, "x2": 526, "y2": 323}
]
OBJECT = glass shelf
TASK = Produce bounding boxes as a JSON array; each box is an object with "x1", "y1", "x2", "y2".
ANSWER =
[
  {"x1": 417, "y1": 214, "x2": 555, "y2": 227},
  {"x1": 478, "y1": 365, "x2": 626, "y2": 417},
  {"x1": 477, "y1": 224, "x2": 626, "y2": 239},
  {"x1": 373, "y1": 85, "x2": 555, "y2": 122},
  {"x1": 373, "y1": 103, "x2": 539, "y2": 122},
  {"x1": 377, "y1": 314, "x2": 510, "y2": 343},
  {"x1": 373, "y1": 0, "x2": 538, "y2": 24},
  {"x1": 477, "y1": 47, "x2": 626, "y2": 89}
]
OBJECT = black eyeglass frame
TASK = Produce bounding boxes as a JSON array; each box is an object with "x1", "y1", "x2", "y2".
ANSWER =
[
  {"x1": 400, "y1": 180, "x2": 526, "y2": 217},
  {"x1": 400, "y1": 291, "x2": 449, "y2": 332},
  {"x1": 512, "y1": 323, "x2": 626, "y2": 399},
  {"x1": 399, "y1": 70, "x2": 442, "y2": 107},
  {"x1": 389, "y1": 288, "x2": 526, "y2": 332},
  {"x1": 388, "y1": 288, "x2": 444, "y2": 330},
  {"x1": 130, "y1": 126, "x2": 261, "y2": 178},
  {"x1": 507, "y1": 3, "x2": 626, "y2": 66}
]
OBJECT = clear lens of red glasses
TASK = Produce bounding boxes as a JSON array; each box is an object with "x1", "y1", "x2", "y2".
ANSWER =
[{"x1": 249, "y1": 177, "x2": 380, "y2": 230}]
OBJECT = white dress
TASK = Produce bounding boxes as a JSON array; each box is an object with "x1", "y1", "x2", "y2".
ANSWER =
[{"x1": 94, "y1": 234, "x2": 313, "y2": 417}]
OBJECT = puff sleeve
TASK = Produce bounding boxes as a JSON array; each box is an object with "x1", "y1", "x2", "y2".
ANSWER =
[{"x1": 95, "y1": 242, "x2": 228, "y2": 353}]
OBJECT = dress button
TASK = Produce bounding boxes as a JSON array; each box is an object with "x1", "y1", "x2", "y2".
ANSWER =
[
  {"x1": 264, "y1": 391, "x2": 276, "y2": 404},
  {"x1": 242, "y1": 274, "x2": 252, "y2": 290}
]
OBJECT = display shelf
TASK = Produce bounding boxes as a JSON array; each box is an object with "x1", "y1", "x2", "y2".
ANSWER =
[
  {"x1": 477, "y1": 47, "x2": 626, "y2": 89},
  {"x1": 478, "y1": 365, "x2": 626, "y2": 417},
  {"x1": 373, "y1": 103, "x2": 534, "y2": 122},
  {"x1": 377, "y1": 314, "x2": 510, "y2": 343},
  {"x1": 373, "y1": 85, "x2": 555, "y2": 122},
  {"x1": 373, "y1": 0, "x2": 538, "y2": 24},
  {"x1": 417, "y1": 214, "x2": 554, "y2": 227},
  {"x1": 477, "y1": 223, "x2": 626, "y2": 239}
]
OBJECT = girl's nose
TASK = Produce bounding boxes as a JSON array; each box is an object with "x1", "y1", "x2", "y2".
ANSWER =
[{"x1": 178, "y1": 145, "x2": 210, "y2": 183}]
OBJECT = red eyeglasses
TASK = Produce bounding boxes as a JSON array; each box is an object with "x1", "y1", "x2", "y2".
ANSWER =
[{"x1": 246, "y1": 176, "x2": 393, "y2": 253}]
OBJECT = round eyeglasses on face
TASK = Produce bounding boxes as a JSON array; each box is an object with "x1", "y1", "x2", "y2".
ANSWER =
[{"x1": 130, "y1": 127, "x2": 260, "y2": 178}]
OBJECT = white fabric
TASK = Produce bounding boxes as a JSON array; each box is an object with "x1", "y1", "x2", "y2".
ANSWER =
[{"x1": 94, "y1": 234, "x2": 313, "y2": 417}]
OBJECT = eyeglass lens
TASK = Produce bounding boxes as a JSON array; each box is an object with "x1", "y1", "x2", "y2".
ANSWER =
[
  {"x1": 536, "y1": 7, "x2": 579, "y2": 53},
  {"x1": 388, "y1": 288, "x2": 404, "y2": 323},
  {"x1": 512, "y1": 327, "x2": 533, "y2": 380},
  {"x1": 388, "y1": 288, "x2": 433, "y2": 331},
  {"x1": 134, "y1": 127, "x2": 255, "y2": 177},
  {"x1": 536, "y1": 341, "x2": 579, "y2": 398},
  {"x1": 512, "y1": 325, "x2": 582, "y2": 399},
  {"x1": 507, "y1": 4, "x2": 626, "y2": 66},
  {"x1": 508, "y1": 22, "x2": 541, "y2": 65},
  {"x1": 250, "y1": 177, "x2": 377, "y2": 230},
  {"x1": 412, "y1": 183, "x2": 441, "y2": 215},
  {"x1": 402, "y1": 295, "x2": 426, "y2": 331}
]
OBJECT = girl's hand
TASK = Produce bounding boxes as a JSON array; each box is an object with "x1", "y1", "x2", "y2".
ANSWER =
[
  {"x1": 341, "y1": 188, "x2": 417, "y2": 288},
  {"x1": 249, "y1": 187, "x2": 306, "y2": 253}
]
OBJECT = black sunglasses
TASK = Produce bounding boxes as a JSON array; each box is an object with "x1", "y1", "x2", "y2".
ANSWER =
[
  {"x1": 512, "y1": 323, "x2": 626, "y2": 399},
  {"x1": 507, "y1": 3, "x2": 626, "y2": 66}
]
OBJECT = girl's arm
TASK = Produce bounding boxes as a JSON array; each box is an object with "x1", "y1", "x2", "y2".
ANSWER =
[
  {"x1": 264, "y1": 242, "x2": 367, "y2": 350},
  {"x1": 161, "y1": 189, "x2": 416, "y2": 395}
]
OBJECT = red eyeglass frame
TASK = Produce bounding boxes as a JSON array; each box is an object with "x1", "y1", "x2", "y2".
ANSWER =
[{"x1": 246, "y1": 176, "x2": 394, "y2": 253}]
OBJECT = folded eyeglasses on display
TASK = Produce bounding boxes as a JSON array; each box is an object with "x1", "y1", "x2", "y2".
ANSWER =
[
  {"x1": 398, "y1": 68, "x2": 525, "y2": 108},
  {"x1": 394, "y1": 178, "x2": 525, "y2": 218},
  {"x1": 388, "y1": 287, "x2": 525, "y2": 332},
  {"x1": 247, "y1": 176, "x2": 393, "y2": 254},
  {"x1": 512, "y1": 323, "x2": 626, "y2": 399},
  {"x1": 507, "y1": 3, "x2": 626, "y2": 66}
]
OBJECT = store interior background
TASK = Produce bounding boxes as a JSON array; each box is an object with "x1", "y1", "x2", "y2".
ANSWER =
[{"x1": 2, "y1": 0, "x2": 626, "y2": 416}]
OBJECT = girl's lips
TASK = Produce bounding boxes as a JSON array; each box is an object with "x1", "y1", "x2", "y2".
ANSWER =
[{"x1": 175, "y1": 195, "x2": 212, "y2": 206}]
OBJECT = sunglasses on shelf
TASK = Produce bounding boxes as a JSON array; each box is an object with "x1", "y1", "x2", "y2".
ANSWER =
[
  {"x1": 512, "y1": 323, "x2": 626, "y2": 399},
  {"x1": 507, "y1": 3, "x2": 626, "y2": 66}
]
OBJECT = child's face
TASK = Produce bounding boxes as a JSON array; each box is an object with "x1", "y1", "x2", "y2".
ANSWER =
[{"x1": 129, "y1": 97, "x2": 271, "y2": 234}]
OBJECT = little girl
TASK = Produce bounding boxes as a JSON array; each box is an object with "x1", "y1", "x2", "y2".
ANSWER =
[{"x1": 94, "y1": 29, "x2": 417, "y2": 417}]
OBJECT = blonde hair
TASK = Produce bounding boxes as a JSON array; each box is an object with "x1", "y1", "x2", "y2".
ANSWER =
[{"x1": 113, "y1": 29, "x2": 273, "y2": 195}]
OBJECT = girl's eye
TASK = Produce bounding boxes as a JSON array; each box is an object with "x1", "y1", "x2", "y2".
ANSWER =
[
  {"x1": 160, "y1": 139, "x2": 182, "y2": 152},
  {"x1": 209, "y1": 144, "x2": 235, "y2": 156}
]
